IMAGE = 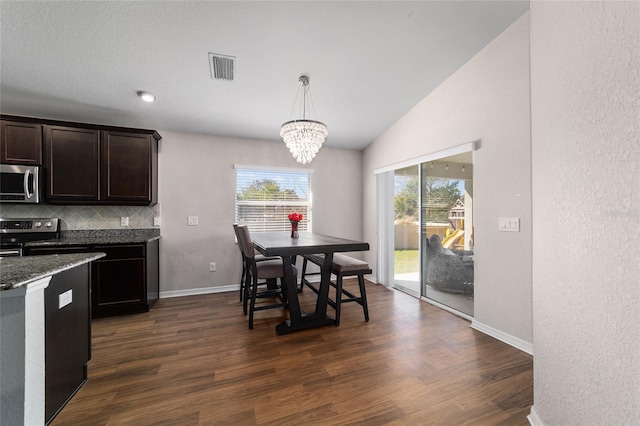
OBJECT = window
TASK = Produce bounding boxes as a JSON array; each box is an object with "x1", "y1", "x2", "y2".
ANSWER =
[{"x1": 235, "y1": 166, "x2": 312, "y2": 233}]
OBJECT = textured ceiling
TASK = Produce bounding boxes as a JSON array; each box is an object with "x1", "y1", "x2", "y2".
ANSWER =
[{"x1": 0, "y1": 1, "x2": 529, "y2": 150}]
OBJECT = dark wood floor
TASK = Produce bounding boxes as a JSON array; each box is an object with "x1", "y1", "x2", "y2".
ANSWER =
[{"x1": 52, "y1": 280, "x2": 533, "y2": 426}]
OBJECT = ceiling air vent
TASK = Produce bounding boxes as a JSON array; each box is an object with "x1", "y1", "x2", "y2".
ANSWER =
[{"x1": 209, "y1": 53, "x2": 235, "y2": 82}]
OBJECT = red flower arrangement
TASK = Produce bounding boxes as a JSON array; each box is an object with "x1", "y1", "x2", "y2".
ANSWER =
[
  {"x1": 288, "y1": 213, "x2": 302, "y2": 238},
  {"x1": 288, "y1": 212, "x2": 303, "y2": 222}
]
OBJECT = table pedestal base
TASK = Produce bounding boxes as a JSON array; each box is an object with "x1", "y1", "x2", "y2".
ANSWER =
[{"x1": 276, "y1": 315, "x2": 336, "y2": 335}]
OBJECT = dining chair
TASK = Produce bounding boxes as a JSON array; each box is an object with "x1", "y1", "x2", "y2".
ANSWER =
[
  {"x1": 233, "y1": 224, "x2": 277, "y2": 302},
  {"x1": 236, "y1": 224, "x2": 297, "y2": 329}
]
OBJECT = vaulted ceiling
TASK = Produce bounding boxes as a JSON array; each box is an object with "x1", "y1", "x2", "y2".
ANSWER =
[{"x1": 0, "y1": 1, "x2": 529, "y2": 150}]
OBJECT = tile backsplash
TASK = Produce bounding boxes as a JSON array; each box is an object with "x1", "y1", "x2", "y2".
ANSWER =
[{"x1": 0, "y1": 203, "x2": 160, "y2": 230}]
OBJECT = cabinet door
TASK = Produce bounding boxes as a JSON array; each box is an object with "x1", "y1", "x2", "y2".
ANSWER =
[
  {"x1": 101, "y1": 130, "x2": 154, "y2": 204},
  {"x1": 44, "y1": 263, "x2": 91, "y2": 424},
  {"x1": 1, "y1": 120, "x2": 43, "y2": 165},
  {"x1": 92, "y1": 244, "x2": 146, "y2": 317},
  {"x1": 45, "y1": 125, "x2": 100, "y2": 202}
]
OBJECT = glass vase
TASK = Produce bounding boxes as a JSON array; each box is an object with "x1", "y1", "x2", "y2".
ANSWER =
[{"x1": 290, "y1": 220, "x2": 299, "y2": 238}]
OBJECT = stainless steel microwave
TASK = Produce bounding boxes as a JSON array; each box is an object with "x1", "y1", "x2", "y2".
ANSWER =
[{"x1": 0, "y1": 164, "x2": 41, "y2": 203}]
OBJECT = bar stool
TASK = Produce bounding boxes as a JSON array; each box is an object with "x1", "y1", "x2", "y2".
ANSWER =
[
  {"x1": 233, "y1": 224, "x2": 277, "y2": 302},
  {"x1": 236, "y1": 225, "x2": 296, "y2": 329},
  {"x1": 300, "y1": 253, "x2": 371, "y2": 326}
]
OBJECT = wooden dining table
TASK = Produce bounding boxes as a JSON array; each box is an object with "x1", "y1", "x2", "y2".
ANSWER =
[{"x1": 251, "y1": 231, "x2": 370, "y2": 335}]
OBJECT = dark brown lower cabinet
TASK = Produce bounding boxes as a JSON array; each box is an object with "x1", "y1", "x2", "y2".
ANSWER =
[
  {"x1": 44, "y1": 263, "x2": 91, "y2": 425},
  {"x1": 92, "y1": 244, "x2": 146, "y2": 317},
  {"x1": 27, "y1": 239, "x2": 159, "y2": 318}
]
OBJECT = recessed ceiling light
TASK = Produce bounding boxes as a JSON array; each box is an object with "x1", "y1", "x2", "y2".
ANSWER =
[{"x1": 137, "y1": 91, "x2": 156, "y2": 102}]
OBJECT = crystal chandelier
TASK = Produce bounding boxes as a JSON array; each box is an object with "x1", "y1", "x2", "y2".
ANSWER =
[{"x1": 280, "y1": 75, "x2": 328, "y2": 164}]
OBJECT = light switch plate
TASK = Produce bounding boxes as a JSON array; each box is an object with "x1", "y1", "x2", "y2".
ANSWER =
[
  {"x1": 187, "y1": 216, "x2": 199, "y2": 226},
  {"x1": 121, "y1": 216, "x2": 129, "y2": 226},
  {"x1": 499, "y1": 217, "x2": 520, "y2": 232}
]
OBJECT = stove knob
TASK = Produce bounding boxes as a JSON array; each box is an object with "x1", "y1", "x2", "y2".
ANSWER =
[
  {"x1": 35, "y1": 222, "x2": 42, "y2": 228},
  {"x1": 45, "y1": 222, "x2": 52, "y2": 228}
]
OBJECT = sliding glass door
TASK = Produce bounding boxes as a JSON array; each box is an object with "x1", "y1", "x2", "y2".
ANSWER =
[
  {"x1": 393, "y1": 165, "x2": 420, "y2": 296},
  {"x1": 380, "y1": 146, "x2": 474, "y2": 317},
  {"x1": 421, "y1": 155, "x2": 474, "y2": 316}
]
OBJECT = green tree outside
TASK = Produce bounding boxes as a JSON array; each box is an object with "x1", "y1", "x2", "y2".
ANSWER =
[
  {"x1": 395, "y1": 176, "x2": 462, "y2": 222},
  {"x1": 423, "y1": 178, "x2": 462, "y2": 223},
  {"x1": 237, "y1": 179, "x2": 300, "y2": 201},
  {"x1": 394, "y1": 176, "x2": 419, "y2": 220}
]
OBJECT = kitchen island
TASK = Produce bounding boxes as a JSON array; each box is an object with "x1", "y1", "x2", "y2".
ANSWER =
[{"x1": 0, "y1": 253, "x2": 105, "y2": 426}]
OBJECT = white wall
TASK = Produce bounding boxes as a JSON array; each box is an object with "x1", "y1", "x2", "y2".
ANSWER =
[
  {"x1": 530, "y1": 2, "x2": 640, "y2": 424},
  {"x1": 363, "y1": 13, "x2": 532, "y2": 346},
  {"x1": 157, "y1": 130, "x2": 362, "y2": 294}
]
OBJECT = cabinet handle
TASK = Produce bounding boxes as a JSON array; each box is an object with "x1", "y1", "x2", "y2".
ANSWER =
[{"x1": 24, "y1": 169, "x2": 32, "y2": 199}]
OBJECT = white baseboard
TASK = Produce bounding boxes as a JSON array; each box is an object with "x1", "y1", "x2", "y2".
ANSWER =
[
  {"x1": 471, "y1": 320, "x2": 534, "y2": 355},
  {"x1": 160, "y1": 274, "x2": 380, "y2": 299},
  {"x1": 527, "y1": 406, "x2": 545, "y2": 426},
  {"x1": 160, "y1": 284, "x2": 238, "y2": 299}
]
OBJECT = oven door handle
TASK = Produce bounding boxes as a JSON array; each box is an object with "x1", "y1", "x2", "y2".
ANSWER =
[
  {"x1": 23, "y1": 169, "x2": 32, "y2": 199},
  {"x1": 0, "y1": 248, "x2": 22, "y2": 257}
]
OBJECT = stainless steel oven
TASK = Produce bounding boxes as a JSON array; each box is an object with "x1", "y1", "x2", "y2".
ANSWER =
[
  {"x1": 0, "y1": 218, "x2": 60, "y2": 257},
  {"x1": 0, "y1": 243, "x2": 23, "y2": 257},
  {"x1": 0, "y1": 164, "x2": 41, "y2": 203}
]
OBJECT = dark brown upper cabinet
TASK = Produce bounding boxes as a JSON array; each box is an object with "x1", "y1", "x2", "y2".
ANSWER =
[
  {"x1": 101, "y1": 130, "x2": 157, "y2": 205},
  {"x1": 45, "y1": 125, "x2": 100, "y2": 203},
  {"x1": 1, "y1": 120, "x2": 43, "y2": 165},
  {"x1": 2, "y1": 115, "x2": 160, "y2": 206}
]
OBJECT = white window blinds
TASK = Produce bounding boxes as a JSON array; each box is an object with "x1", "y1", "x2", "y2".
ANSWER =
[{"x1": 235, "y1": 166, "x2": 312, "y2": 233}]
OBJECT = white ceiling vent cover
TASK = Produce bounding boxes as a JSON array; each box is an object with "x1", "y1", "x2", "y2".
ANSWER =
[{"x1": 209, "y1": 53, "x2": 235, "y2": 81}]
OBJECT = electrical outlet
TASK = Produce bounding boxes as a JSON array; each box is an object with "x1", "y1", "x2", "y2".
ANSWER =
[
  {"x1": 209, "y1": 262, "x2": 216, "y2": 272},
  {"x1": 187, "y1": 216, "x2": 198, "y2": 226},
  {"x1": 121, "y1": 217, "x2": 129, "y2": 226},
  {"x1": 153, "y1": 216, "x2": 161, "y2": 226},
  {"x1": 58, "y1": 289, "x2": 72, "y2": 309}
]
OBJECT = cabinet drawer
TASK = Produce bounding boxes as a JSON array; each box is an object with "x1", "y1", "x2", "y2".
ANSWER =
[
  {"x1": 94, "y1": 244, "x2": 145, "y2": 260},
  {"x1": 27, "y1": 246, "x2": 89, "y2": 256}
]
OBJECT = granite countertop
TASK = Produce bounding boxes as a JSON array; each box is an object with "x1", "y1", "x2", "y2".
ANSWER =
[
  {"x1": 0, "y1": 252, "x2": 106, "y2": 291},
  {"x1": 25, "y1": 228, "x2": 161, "y2": 247}
]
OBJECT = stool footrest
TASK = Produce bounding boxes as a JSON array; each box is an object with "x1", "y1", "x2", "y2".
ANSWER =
[{"x1": 302, "y1": 278, "x2": 364, "y2": 306}]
